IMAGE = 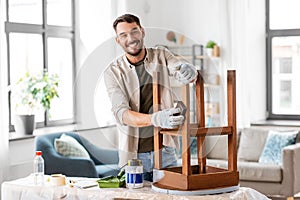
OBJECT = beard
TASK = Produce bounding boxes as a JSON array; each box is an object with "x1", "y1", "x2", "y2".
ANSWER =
[
  {"x1": 126, "y1": 47, "x2": 143, "y2": 56},
  {"x1": 124, "y1": 40, "x2": 144, "y2": 56}
]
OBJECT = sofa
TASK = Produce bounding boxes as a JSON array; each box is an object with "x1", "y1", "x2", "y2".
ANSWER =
[
  {"x1": 194, "y1": 126, "x2": 300, "y2": 198},
  {"x1": 35, "y1": 132, "x2": 120, "y2": 178}
]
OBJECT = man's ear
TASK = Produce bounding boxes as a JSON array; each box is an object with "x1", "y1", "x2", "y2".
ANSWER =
[
  {"x1": 141, "y1": 27, "x2": 145, "y2": 38},
  {"x1": 115, "y1": 36, "x2": 120, "y2": 44}
]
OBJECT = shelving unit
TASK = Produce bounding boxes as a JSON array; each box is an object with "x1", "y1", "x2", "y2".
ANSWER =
[
  {"x1": 203, "y1": 57, "x2": 225, "y2": 127},
  {"x1": 167, "y1": 44, "x2": 225, "y2": 127},
  {"x1": 168, "y1": 44, "x2": 204, "y2": 70}
]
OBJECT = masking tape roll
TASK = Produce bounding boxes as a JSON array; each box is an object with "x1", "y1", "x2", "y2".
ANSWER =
[{"x1": 50, "y1": 174, "x2": 66, "y2": 186}]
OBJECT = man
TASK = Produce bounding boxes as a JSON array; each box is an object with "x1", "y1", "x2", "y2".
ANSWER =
[{"x1": 104, "y1": 14, "x2": 197, "y2": 181}]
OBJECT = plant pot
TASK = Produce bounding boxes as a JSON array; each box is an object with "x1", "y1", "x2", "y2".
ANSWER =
[
  {"x1": 213, "y1": 45, "x2": 220, "y2": 57},
  {"x1": 14, "y1": 115, "x2": 36, "y2": 135},
  {"x1": 206, "y1": 48, "x2": 213, "y2": 57}
]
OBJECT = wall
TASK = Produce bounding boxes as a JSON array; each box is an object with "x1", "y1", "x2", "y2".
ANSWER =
[
  {"x1": 124, "y1": 0, "x2": 221, "y2": 47},
  {"x1": 246, "y1": 1, "x2": 266, "y2": 122},
  {"x1": 8, "y1": 139, "x2": 35, "y2": 180}
]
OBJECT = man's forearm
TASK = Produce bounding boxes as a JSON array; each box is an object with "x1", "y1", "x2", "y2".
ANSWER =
[{"x1": 122, "y1": 110, "x2": 152, "y2": 127}]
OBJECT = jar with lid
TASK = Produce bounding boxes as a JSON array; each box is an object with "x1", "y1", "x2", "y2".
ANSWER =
[{"x1": 125, "y1": 159, "x2": 143, "y2": 188}]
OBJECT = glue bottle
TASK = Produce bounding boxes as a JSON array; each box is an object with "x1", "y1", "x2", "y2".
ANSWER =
[{"x1": 125, "y1": 159, "x2": 143, "y2": 188}]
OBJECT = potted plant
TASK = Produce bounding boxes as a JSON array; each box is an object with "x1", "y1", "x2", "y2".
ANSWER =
[
  {"x1": 205, "y1": 40, "x2": 220, "y2": 57},
  {"x1": 205, "y1": 40, "x2": 217, "y2": 57},
  {"x1": 10, "y1": 71, "x2": 59, "y2": 135}
]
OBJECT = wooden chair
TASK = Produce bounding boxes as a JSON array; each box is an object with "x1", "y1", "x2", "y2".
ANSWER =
[{"x1": 152, "y1": 70, "x2": 239, "y2": 190}]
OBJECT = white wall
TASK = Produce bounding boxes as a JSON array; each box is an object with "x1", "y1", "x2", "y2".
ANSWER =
[
  {"x1": 8, "y1": 139, "x2": 35, "y2": 180},
  {"x1": 246, "y1": 1, "x2": 266, "y2": 122},
  {"x1": 124, "y1": 0, "x2": 221, "y2": 46}
]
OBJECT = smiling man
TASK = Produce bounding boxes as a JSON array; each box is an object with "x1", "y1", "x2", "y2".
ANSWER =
[{"x1": 104, "y1": 14, "x2": 197, "y2": 181}]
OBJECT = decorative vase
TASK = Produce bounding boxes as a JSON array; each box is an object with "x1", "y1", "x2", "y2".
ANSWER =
[{"x1": 14, "y1": 115, "x2": 36, "y2": 135}]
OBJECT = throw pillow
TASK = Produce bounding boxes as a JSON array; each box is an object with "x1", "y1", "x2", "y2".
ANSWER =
[
  {"x1": 54, "y1": 134, "x2": 90, "y2": 158},
  {"x1": 258, "y1": 130, "x2": 298, "y2": 165},
  {"x1": 237, "y1": 128, "x2": 270, "y2": 162}
]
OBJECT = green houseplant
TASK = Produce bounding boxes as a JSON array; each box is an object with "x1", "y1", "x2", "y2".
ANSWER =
[
  {"x1": 205, "y1": 40, "x2": 220, "y2": 57},
  {"x1": 10, "y1": 71, "x2": 59, "y2": 135},
  {"x1": 205, "y1": 40, "x2": 217, "y2": 57},
  {"x1": 205, "y1": 40, "x2": 217, "y2": 49}
]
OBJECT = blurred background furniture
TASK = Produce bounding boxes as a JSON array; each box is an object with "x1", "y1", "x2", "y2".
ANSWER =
[
  {"x1": 202, "y1": 126, "x2": 300, "y2": 199},
  {"x1": 35, "y1": 132, "x2": 119, "y2": 178}
]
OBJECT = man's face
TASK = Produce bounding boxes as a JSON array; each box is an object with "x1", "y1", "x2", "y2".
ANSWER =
[{"x1": 115, "y1": 22, "x2": 145, "y2": 56}]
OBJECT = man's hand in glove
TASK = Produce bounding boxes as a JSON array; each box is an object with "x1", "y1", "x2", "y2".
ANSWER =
[
  {"x1": 174, "y1": 63, "x2": 198, "y2": 85},
  {"x1": 151, "y1": 108, "x2": 184, "y2": 129}
]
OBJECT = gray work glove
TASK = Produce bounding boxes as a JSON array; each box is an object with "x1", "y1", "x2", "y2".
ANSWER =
[
  {"x1": 174, "y1": 63, "x2": 198, "y2": 85},
  {"x1": 151, "y1": 108, "x2": 184, "y2": 129}
]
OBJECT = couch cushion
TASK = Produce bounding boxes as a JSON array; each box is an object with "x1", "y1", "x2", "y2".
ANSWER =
[
  {"x1": 54, "y1": 134, "x2": 90, "y2": 158},
  {"x1": 237, "y1": 128, "x2": 270, "y2": 162},
  {"x1": 206, "y1": 131, "x2": 240, "y2": 160},
  {"x1": 259, "y1": 130, "x2": 298, "y2": 165},
  {"x1": 206, "y1": 135, "x2": 228, "y2": 160},
  {"x1": 207, "y1": 159, "x2": 282, "y2": 182},
  {"x1": 238, "y1": 161, "x2": 282, "y2": 182}
]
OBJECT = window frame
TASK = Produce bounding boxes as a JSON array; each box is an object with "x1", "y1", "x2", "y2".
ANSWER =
[
  {"x1": 5, "y1": 0, "x2": 76, "y2": 132},
  {"x1": 266, "y1": 0, "x2": 300, "y2": 120}
]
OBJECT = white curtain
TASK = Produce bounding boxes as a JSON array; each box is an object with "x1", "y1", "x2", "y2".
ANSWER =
[
  {"x1": 219, "y1": 0, "x2": 252, "y2": 128},
  {"x1": 0, "y1": 0, "x2": 10, "y2": 194}
]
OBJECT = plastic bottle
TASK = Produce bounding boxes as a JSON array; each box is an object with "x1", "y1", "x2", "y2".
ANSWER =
[
  {"x1": 33, "y1": 151, "x2": 44, "y2": 185},
  {"x1": 125, "y1": 159, "x2": 143, "y2": 189}
]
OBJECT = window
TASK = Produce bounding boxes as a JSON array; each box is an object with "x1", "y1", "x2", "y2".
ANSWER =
[
  {"x1": 5, "y1": 0, "x2": 75, "y2": 131},
  {"x1": 266, "y1": 0, "x2": 300, "y2": 119}
]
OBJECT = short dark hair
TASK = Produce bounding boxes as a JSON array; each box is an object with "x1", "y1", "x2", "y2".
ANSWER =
[{"x1": 113, "y1": 14, "x2": 141, "y2": 32}]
